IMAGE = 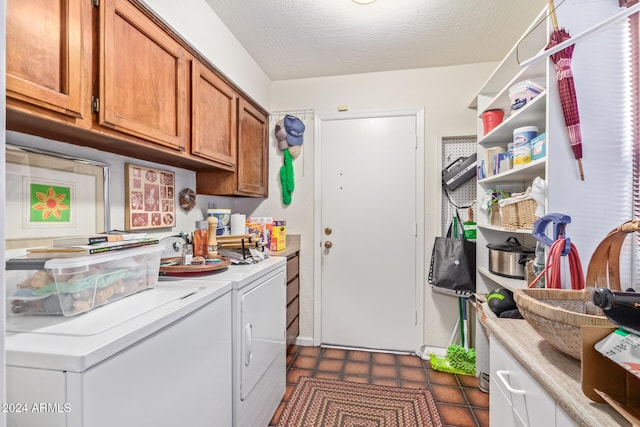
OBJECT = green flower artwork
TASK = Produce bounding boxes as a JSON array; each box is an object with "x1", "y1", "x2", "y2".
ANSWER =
[{"x1": 30, "y1": 184, "x2": 70, "y2": 222}]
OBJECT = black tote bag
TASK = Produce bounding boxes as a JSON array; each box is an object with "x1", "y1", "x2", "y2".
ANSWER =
[{"x1": 428, "y1": 216, "x2": 476, "y2": 294}]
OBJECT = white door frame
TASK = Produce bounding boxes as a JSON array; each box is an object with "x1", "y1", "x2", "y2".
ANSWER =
[{"x1": 313, "y1": 109, "x2": 425, "y2": 353}]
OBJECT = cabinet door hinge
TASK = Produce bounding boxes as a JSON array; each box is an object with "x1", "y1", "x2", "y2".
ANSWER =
[
  {"x1": 91, "y1": 97, "x2": 100, "y2": 114},
  {"x1": 92, "y1": 0, "x2": 99, "y2": 8}
]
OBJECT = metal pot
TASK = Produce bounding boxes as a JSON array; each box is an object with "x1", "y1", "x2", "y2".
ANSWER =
[{"x1": 486, "y1": 237, "x2": 535, "y2": 279}]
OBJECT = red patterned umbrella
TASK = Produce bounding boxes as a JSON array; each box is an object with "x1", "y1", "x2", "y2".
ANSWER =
[{"x1": 546, "y1": 0, "x2": 584, "y2": 181}]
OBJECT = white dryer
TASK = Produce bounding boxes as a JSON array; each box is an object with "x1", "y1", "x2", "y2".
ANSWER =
[{"x1": 159, "y1": 257, "x2": 287, "y2": 427}]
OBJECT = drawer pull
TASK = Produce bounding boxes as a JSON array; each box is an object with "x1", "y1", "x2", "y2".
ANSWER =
[{"x1": 496, "y1": 370, "x2": 525, "y2": 395}]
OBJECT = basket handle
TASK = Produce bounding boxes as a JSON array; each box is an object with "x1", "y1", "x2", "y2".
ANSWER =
[{"x1": 585, "y1": 219, "x2": 640, "y2": 291}]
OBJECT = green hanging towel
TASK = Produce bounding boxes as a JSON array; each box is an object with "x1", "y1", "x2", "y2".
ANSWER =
[{"x1": 280, "y1": 148, "x2": 294, "y2": 204}]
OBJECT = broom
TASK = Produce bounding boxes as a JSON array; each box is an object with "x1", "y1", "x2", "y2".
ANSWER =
[{"x1": 429, "y1": 299, "x2": 476, "y2": 375}]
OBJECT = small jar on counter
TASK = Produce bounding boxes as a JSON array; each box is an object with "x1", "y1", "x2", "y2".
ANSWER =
[
  {"x1": 193, "y1": 220, "x2": 209, "y2": 257},
  {"x1": 182, "y1": 244, "x2": 193, "y2": 266}
]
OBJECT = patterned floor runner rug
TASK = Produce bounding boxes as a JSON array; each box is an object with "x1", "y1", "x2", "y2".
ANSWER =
[{"x1": 277, "y1": 376, "x2": 444, "y2": 427}]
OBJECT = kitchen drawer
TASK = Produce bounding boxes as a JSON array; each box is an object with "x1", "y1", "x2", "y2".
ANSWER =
[
  {"x1": 491, "y1": 338, "x2": 557, "y2": 426},
  {"x1": 286, "y1": 254, "x2": 299, "y2": 281},
  {"x1": 490, "y1": 376, "x2": 526, "y2": 427},
  {"x1": 287, "y1": 296, "x2": 299, "y2": 325},
  {"x1": 286, "y1": 277, "x2": 299, "y2": 305}
]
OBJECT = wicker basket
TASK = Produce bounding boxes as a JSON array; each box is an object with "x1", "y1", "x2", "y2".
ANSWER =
[
  {"x1": 514, "y1": 220, "x2": 640, "y2": 360},
  {"x1": 500, "y1": 198, "x2": 537, "y2": 229},
  {"x1": 513, "y1": 288, "x2": 612, "y2": 360}
]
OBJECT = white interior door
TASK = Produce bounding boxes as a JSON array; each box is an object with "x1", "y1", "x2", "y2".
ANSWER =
[{"x1": 319, "y1": 113, "x2": 422, "y2": 352}]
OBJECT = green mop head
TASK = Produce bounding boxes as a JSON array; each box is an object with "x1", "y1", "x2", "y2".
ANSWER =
[{"x1": 429, "y1": 345, "x2": 476, "y2": 376}]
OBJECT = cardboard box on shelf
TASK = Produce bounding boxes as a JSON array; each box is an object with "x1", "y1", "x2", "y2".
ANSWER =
[
  {"x1": 581, "y1": 325, "x2": 640, "y2": 425},
  {"x1": 270, "y1": 221, "x2": 286, "y2": 252},
  {"x1": 483, "y1": 146, "x2": 506, "y2": 177}
]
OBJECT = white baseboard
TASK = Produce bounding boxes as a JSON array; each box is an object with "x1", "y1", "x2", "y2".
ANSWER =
[
  {"x1": 294, "y1": 336, "x2": 314, "y2": 347},
  {"x1": 418, "y1": 345, "x2": 447, "y2": 359},
  {"x1": 293, "y1": 336, "x2": 437, "y2": 359}
]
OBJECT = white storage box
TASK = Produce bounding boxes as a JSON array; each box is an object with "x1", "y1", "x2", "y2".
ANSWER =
[
  {"x1": 508, "y1": 78, "x2": 545, "y2": 110},
  {"x1": 6, "y1": 245, "x2": 163, "y2": 316}
]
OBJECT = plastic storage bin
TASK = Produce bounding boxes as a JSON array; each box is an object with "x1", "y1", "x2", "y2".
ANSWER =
[
  {"x1": 508, "y1": 78, "x2": 545, "y2": 110},
  {"x1": 6, "y1": 245, "x2": 163, "y2": 316}
]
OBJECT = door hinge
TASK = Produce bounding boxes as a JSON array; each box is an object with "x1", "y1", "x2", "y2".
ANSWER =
[
  {"x1": 92, "y1": 0, "x2": 99, "y2": 8},
  {"x1": 91, "y1": 97, "x2": 100, "y2": 114}
]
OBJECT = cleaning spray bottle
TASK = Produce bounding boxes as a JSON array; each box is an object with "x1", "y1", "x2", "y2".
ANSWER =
[{"x1": 463, "y1": 207, "x2": 476, "y2": 240}]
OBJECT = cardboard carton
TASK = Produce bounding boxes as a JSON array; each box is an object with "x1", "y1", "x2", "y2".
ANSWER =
[
  {"x1": 582, "y1": 325, "x2": 640, "y2": 425},
  {"x1": 270, "y1": 221, "x2": 286, "y2": 252}
]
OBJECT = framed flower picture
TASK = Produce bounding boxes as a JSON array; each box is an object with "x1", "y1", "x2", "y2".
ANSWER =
[
  {"x1": 5, "y1": 144, "x2": 110, "y2": 249},
  {"x1": 125, "y1": 163, "x2": 176, "y2": 230}
]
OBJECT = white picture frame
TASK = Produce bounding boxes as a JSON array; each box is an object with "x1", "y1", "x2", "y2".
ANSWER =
[{"x1": 5, "y1": 145, "x2": 110, "y2": 249}]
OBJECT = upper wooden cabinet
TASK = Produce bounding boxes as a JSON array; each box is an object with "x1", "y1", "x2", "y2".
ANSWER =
[
  {"x1": 237, "y1": 98, "x2": 268, "y2": 195},
  {"x1": 191, "y1": 61, "x2": 237, "y2": 168},
  {"x1": 196, "y1": 99, "x2": 268, "y2": 197},
  {"x1": 6, "y1": 0, "x2": 269, "y2": 197},
  {"x1": 6, "y1": 0, "x2": 86, "y2": 120},
  {"x1": 99, "y1": 0, "x2": 188, "y2": 152}
]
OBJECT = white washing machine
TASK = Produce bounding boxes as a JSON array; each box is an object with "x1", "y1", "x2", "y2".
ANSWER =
[
  {"x1": 5, "y1": 281, "x2": 233, "y2": 427},
  {"x1": 159, "y1": 256, "x2": 287, "y2": 427}
]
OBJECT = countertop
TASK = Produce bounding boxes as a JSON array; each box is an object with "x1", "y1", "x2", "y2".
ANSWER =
[
  {"x1": 486, "y1": 318, "x2": 629, "y2": 426},
  {"x1": 271, "y1": 234, "x2": 300, "y2": 258}
]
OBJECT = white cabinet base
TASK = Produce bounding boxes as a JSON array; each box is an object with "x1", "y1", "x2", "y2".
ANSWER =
[{"x1": 491, "y1": 338, "x2": 578, "y2": 427}]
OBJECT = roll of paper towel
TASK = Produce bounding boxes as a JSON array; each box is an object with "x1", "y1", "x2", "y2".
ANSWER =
[{"x1": 230, "y1": 214, "x2": 246, "y2": 235}]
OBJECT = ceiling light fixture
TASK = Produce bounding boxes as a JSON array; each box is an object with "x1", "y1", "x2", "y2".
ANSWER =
[{"x1": 352, "y1": 0, "x2": 376, "y2": 4}]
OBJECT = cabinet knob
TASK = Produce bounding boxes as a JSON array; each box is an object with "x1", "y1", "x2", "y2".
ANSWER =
[
  {"x1": 324, "y1": 227, "x2": 332, "y2": 235},
  {"x1": 324, "y1": 241, "x2": 333, "y2": 249}
]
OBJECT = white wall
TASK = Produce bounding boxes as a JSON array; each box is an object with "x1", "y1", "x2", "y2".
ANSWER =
[
  {"x1": 5, "y1": 131, "x2": 231, "y2": 247},
  {"x1": 261, "y1": 63, "x2": 497, "y2": 348}
]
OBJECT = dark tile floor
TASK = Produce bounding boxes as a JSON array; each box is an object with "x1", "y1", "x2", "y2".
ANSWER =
[{"x1": 270, "y1": 345, "x2": 489, "y2": 427}]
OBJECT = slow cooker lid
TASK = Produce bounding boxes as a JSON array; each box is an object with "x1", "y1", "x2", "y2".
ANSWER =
[{"x1": 486, "y1": 236, "x2": 534, "y2": 253}]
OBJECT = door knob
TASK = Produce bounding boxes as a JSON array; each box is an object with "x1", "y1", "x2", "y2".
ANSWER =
[
  {"x1": 324, "y1": 227, "x2": 332, "y2": 235},
  {"x1": 324, "y1": 241, "x2": 333, "y2": 249}
]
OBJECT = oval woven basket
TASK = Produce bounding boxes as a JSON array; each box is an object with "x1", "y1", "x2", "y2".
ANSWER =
[
  {"x1": 513, "y1": 288, "x2": 612, "y2": 360},
  {"x1": 514, "y1": 220, "x2": 640, "y2": 360}
]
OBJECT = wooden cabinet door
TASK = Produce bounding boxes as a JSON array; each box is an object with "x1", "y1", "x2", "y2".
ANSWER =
[
  {"x1": 99, "y1": 0, "x2": 187, "y2": 152},
  {"x1": 6, "y1": 0, "x2": 84, "y2": 119},
  {"x1": 237, "y1": 98, "x2": 268, "y2": 196},
  {"x1": 191, "y1": 61, "x2": 237, "y2": 168}
]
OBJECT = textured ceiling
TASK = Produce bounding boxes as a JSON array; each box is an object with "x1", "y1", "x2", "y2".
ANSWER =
[{"x1": 205, "y1": 0, "x2": 548, "y2": 81}]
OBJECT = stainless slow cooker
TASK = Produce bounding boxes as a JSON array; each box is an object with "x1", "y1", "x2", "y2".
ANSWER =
[{"x1": 486, "y1": 237, "x2": 534, "y2": 279}]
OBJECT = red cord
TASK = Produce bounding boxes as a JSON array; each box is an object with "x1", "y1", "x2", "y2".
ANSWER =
[{"x1": 528, "y1": 238, "x2": 585, "y2": 290}]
